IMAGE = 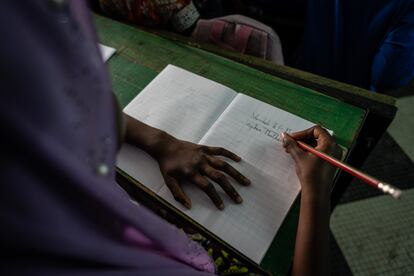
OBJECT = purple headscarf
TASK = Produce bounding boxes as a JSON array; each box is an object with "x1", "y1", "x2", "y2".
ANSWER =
[{"x1": 0, "y1": 1, "x2": 214, "y2": 274}]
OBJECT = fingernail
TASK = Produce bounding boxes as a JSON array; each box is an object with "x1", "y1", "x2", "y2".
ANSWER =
[
  {"x1": 244, "y1": 177, "x2": 251, "y2": 185},
  {"x1": 281, "y1": 132, "x2": 288, "y2": 146},
  {"x1": 219, "y1": 203, "x2": 225, "y2": 210},
  {"x1": 182, "y1": 200, "x2": 191, "y2": 209},
  {"x1": 235, "y1": 195, "x2": 243, "y2": 203}
]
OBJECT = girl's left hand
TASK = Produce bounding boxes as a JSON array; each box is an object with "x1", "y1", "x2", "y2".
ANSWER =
[{"x1": 152, "y1": 132, "x2": 251, "y2": 210}]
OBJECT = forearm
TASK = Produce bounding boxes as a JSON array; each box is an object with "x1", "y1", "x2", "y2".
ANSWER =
[
  {"x1": 124, "y1": 114, "x2": 169, "y2": 158},
  {"x1": 292, "y1": 190, "x2": 331, "y2": 276}
]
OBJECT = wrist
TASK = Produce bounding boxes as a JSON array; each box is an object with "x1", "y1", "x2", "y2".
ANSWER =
[
  {"x1": 124, "y1": 115, "x2": 171, "y2": 157},
  {"x1": 145, "y1": 131, "x2": 174, "y2": 159}
]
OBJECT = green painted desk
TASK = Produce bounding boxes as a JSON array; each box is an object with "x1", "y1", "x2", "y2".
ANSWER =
[{"x1": 95, "y1": 14, "x2": 396, "y2": 275}]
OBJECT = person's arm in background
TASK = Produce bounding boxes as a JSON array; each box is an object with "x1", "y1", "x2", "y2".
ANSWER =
[{"x1": 282, "y1": 126, "x2": 342, "y2": 276}]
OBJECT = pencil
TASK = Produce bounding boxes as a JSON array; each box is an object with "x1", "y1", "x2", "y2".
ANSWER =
[{"x1": 288, "y1": 135, "x2": 402, "y2": 199}]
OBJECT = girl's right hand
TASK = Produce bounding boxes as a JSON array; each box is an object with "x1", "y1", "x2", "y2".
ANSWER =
[{"x1": 282, "y1": 126, "x2": 342, "y2": 202}]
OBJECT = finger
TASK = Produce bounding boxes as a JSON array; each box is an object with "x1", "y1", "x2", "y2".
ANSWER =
[
  {"x1": 202, "y1": 165, "x2": 243, "y2": 203},
  {"x1": 281, "y1": 132, "x2": 306, "y2": 163},
  {"x1": 193, "y1": 174, "x2": 224, "y2": 210},
  {"x1": 289, "y1": 125, "x2": 329, "y2": 141},
  {"x1": 206, "y1": 155, "x2": 250, "y2": 186},
  {"x1": 310, "y1": 126, "x2": 336, "y2": 153},
  {"x1": 203, "y1": 146, "x2": 241, "y2": 162},
  {"x1": 311, "y1": 126, "x2": 335, "y2": 152},
  {"x1": 288, "y1": 126, "x2": 315, "y2": 140},
  {"x1": 290, "y1": 126, "x2": 334, "y2": 152},
  {"x1": 163, "y1": 174, "x2": 192, "y2": 209}
]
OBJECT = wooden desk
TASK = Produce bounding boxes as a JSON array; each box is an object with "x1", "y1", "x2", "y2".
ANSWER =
[{"x1": 95, "y1": 14, "x2": 396, "y2": 275}]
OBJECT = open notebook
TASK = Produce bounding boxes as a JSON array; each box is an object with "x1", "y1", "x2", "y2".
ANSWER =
[{"x1": 117, "y1": 65, "x2": 315, "y2": 263}]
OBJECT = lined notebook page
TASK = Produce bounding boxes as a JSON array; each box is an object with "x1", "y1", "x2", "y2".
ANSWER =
[
  {"x1": 195, "y1": 93, "x2": 315, "y2": 262},
  {"x1": 118, "y1": 65, "x2": 236, "y2": 192}
]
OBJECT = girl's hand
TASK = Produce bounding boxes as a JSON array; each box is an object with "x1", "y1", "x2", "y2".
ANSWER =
[
  {"x1": 124, "y1": 115, "x2": 251, "y2": 210},
  {"x1": 282, "y1": 126, "x2": 342, "y2": 202},
  {"x1": 152, "y1": 132, "x2": 251, "y2": 210}
]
